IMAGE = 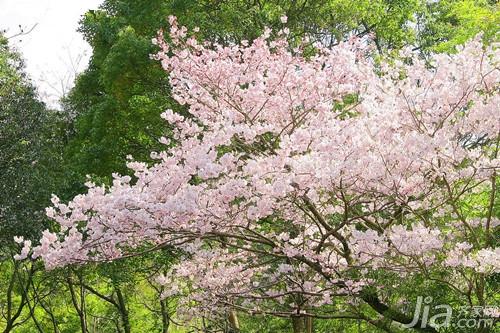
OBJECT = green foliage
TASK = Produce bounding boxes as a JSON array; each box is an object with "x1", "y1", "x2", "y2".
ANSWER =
[
  {"x1": 0, "y1": 35, "x2": 66, "y2": 242},
  {"x1": 63, "y1": 19, "x2": 172, "y2": 184},
  {"x1": 423, "y1": 0, "x2": 499, "y2": 53}
]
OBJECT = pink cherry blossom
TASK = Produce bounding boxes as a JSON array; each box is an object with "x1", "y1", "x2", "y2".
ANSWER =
[{"x1": 23, "y1": 18, "x2": 500, "y2": 324}]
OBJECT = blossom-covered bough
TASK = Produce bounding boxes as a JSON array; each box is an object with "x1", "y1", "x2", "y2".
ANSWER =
[{"x1": 20, "y1": 16, "x2": 499, "y2": 332}]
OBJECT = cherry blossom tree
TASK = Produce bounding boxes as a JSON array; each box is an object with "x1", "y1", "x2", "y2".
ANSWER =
[{"x1": 22, "y1": 17, "x2": 499, "y2": 332}]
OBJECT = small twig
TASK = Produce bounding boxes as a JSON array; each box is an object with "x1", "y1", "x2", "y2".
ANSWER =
[{"x1": 6, "y1": 23, "x2": 38, "y2": 40}]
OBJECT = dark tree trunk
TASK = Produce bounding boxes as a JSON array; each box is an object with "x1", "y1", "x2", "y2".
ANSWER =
[
  {"x1": 67, "y1": 275, "x2": 88, "y2": 333},
  {"x1": 115, "y1": 286, "x2": 131, "y2": 333},
  {"x1": 305, "y1": 316, "x2": 313, "y2": 333},
  {"x1": 228, "y1": 310, "x2": 240, "y2": 332},
  {"x1": 2, "y1": 261, "x2": 32, "y2": 333},
  {"x1": 292, "y1": 316, "x2": 305, "y2": 333},
  {"x1": 160, "y1": 297, "x2": 170, "y2": 333}
]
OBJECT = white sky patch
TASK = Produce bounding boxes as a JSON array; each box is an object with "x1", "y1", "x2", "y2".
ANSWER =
[{"x1": 0, "y1": 0, "x2": 103, "y2": 108}]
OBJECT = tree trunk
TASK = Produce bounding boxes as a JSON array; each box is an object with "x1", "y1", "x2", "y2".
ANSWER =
[
  {"x1": 228, "y1": 310, "x2": 240, "y2": 332},
  {"x1": 292, "y1": 317, "x2": 305, "y2": 333},
  {"x1": 81, "y1": 280, "x2": 131, "y2": 333},
  {"x1": 2, "y1": 261, "x2": 32, "y2": 333},
  {"x1": 115, "y1": 286, "x2": 131, "y2": 333},
  {"x1": 31, "y1": 277, "x2": 60, "y2": 333},
  {"x1": 67, "y1": 276, "x2": 88, "y2": 333},
  {"x1": 160, "y1": 298, "x2": 170, "y2": 333},
  {"x1": 305, "y1": 316, "x2": 313, "y2": 333}
]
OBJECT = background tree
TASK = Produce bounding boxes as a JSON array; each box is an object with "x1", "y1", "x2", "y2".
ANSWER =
[
  {"x1": 0, "y1": 34, "x2": 69, "y2": 332},
  {"x1": 0, "y1": 35, "x2": 65, "y2": 243}
]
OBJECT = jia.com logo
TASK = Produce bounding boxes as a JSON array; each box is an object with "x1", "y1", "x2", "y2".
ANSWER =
[{"x1": 402, "y1": 296, "x2": 497, "y2": 330}]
